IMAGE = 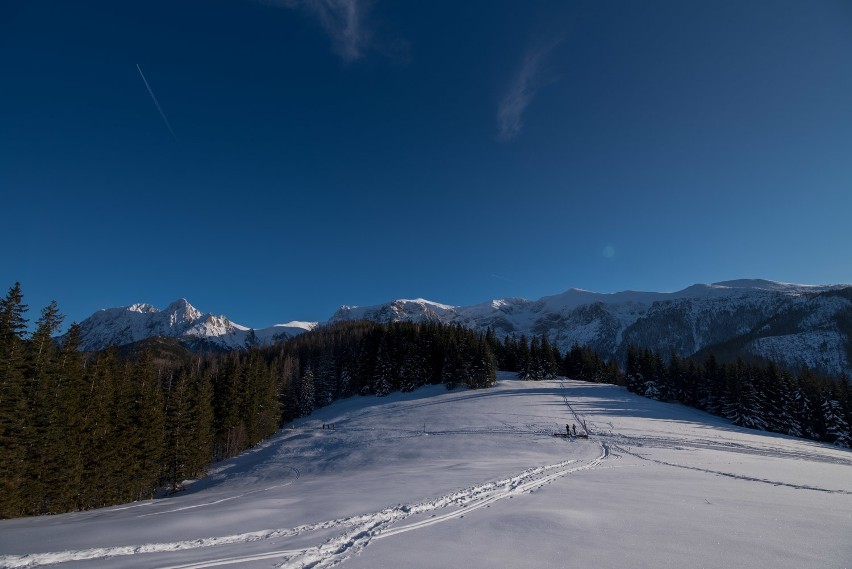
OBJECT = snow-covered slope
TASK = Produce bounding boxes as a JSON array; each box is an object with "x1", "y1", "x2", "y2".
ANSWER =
[
  {"x1": 71, "y1": 299, "x2": 316, "y2": 352},
  {"x1": 332, "y1": 280, "x2": 852, "y2": 375},
  {"x1": 2, "y1": 375, "x2": 849, "y2": 568}
]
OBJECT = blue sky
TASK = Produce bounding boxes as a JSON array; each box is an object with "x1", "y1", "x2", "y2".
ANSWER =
[{"x1": 2, "y1": 0, "x2": 852, "y2": 330}]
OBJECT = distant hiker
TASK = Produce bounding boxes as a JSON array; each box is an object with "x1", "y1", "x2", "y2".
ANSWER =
[
  {"x1": 566, "y1": 424, "x2": 570, "y2": 436},
  {"x1": 572, "y1": 424, "x2": 577, "y2": 436}
]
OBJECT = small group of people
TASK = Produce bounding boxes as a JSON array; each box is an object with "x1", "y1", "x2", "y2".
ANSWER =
[
  {"x1": 322, "y1": 423, "x2": 336, "y2": 430},
  {"x1": 565, "y1": 424, "x2": 577, "y2": 437}
]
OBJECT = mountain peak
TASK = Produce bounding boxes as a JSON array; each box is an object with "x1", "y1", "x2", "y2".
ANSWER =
[
  {"x1": 70, "y1": 298, "x2": 312, "y2": 352},
  {"x1": 163, "y1": 298, "x2": 204, "y2": 325},
  {"x1": 127, "y1": 303, "x2": 158, "y2": 314},
  {"x1": 164, "y1": 298, "x2": 195, "y2": 311}
]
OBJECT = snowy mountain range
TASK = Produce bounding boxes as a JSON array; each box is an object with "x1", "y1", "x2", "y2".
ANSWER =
[
  {"x1": 72, "y1": 279, "x2": 852, "y2": 375},
  {"x1": 71, "y1": 298, "x2": 316, "y2": 352},
  {"x1": 331, "y1": 280, "x2": 852, "y2": 376}
]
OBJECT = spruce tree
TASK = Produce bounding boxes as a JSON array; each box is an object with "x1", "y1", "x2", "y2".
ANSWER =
[
  {"x1": 278, "y1": 355, "x2": 300, "y2": 423},
  {"x1": 129, "y1": 351, "x2": 165, "y2": 501},
  {"x1": 45, "y1": 324, "x2": 88, "y2": 512},
  {"x1": 624, "y1": 345, "x2": 643, "y2": 393},
  {"x1": 821, "y1": 396, "x2": 851, "y2": 447},
  {"x1": 164, "y1": 368, "x2": 212, "y2": 492},
  {"x1": 0, "y1": 283, "x2": 28, "y2": 518},
  {"x1": 372, "y1": 338, "x2": 394, "y2": 396},
  {"x1": 298, "y1": 366, "x2": 315, "y2": 416},
  {"x1": 516, "y1": 335, "x2": 530, "y2": 380},
  {"x1": 528, "y1": 336, "x2": 543, "y2": 380},
  {"x1": 540, "y1": 335, "x2": 558, "y2": 379},
  {"x1": 399, "y1": 341, "x2": 426, "y2": 393},
  {"x1": 722, "y1": 360, "x2": 767, "y2": 430}
]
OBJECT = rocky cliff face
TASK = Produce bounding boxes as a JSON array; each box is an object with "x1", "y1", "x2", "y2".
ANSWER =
[
  {"x1": 331, "y1": 281, "x2": 852, "y2": 375},
  {"x1": 69, "y1": 299, "x2": 316, "y2": 352}
]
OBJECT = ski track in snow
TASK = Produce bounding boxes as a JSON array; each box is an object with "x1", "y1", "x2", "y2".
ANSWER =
[
  {"x1": 5, "y1": 379, "x2": 848, "y2": 569},
  {"x1": 0, "y1": 448, "x2": 607, "y2": 569},
  {"x1": 139, "y1": 467, "x2": 301, "y2": 518},
  {"x1": 610, "y1": 443, "x2": 852, "y2": 495}
]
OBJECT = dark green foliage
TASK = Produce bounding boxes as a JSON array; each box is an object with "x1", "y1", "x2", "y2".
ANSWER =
[
  {"x1": 2, "y1": 279, "x2": 847, "y2": 522},
  {"x1": 505, "y1": 333, "x2": 565, "y2": 381},
  {"x1": 621, "y1": 343, "x2": 852, "y2": 447},
  {"x1": 0, "y1": 283, "x2": 29, "y2": 518},
  {"x1": 0, "y1": 285, "x2": 285, "y2": 518},
  {"x1": 499, "y1": 328, "x2": 850, "y2": 447},
  {"x1": 163, "y1": 368, "x2": 213, "y2": 492},
  {"x1": 273, "y1": 320, "x2": 496, "y2": 401},
  {"x1": 565, "y1": 343, "x2": 621, "y2": 384},
  {"x1": 299, "y1": 367, "x2": 316, "y2": 414}
]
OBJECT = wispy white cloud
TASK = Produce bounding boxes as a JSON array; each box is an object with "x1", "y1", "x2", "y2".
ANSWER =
[
  {"x1": 266, "y1": 0, "x2": 372, "y2": 62},
  {"x1": 497, "y1": 37, "x2": 562, "y2": 142}
]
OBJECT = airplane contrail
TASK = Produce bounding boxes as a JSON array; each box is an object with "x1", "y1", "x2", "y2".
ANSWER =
[{"x1": 136, "y1": 64, "x2": 178, "y2": 142}]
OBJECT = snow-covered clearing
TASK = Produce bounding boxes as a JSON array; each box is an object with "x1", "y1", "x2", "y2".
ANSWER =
[{"x1": 2, "y1": 373, "x2": 850, "y2": 568}]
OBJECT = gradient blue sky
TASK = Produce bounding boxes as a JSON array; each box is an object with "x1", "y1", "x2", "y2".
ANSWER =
[{"x1": 3, "y1": 0, "x2": 852, "y2": 329}]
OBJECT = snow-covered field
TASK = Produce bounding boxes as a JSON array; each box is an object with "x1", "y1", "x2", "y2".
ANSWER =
[{"x1": 2, "y1": 373, "x2": 850, "y2": 568}]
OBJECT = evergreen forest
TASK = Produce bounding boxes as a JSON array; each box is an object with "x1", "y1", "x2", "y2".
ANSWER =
[
  {"x1": 1, "y1": 282, "x2": 850, "y2": 520},
  {"x1": 0, "y1": 284, "x2": 496, "y2": 518}
]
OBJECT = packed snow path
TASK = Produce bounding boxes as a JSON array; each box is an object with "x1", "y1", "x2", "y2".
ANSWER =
[{"x1": 2, "y1": 374, "x2": 850, "y2": 568}]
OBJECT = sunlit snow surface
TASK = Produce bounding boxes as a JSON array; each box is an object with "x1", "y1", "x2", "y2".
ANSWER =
[{"x1": 2, "y1": 374, "x2": 850, "y2": 568}]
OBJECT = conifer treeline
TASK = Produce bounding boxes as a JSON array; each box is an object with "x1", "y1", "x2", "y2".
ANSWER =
[
  {"x1": 0, "y1": 284, "x2": 497, "y2": 518},
  {"x1": 491, "y1": 332, "x2": 621, "y2": 384},
  {"x1": 273, "y1": 320, "x2": 498, "y2": 418},
  {"x1": 495, "y1": 331, "x2": 851, "y2": 446},
  {"x1": 494, "y1": 332, "x2": 851, "y2": 447},
  {"x1": 3, "y1": 278, "x2": 850, "y2": 520},
  {"x1": 622, "y1": 346, "x2": 852, "y2": 447}
]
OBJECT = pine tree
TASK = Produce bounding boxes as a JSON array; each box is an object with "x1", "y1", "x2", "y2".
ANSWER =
[
  {"x1": 372, "y1": 338, "x2": 394, "y2": 396},
  {"x1": 821, "y1": 396, "x2": 851, "y2": 447},
  {"x1": 651, "y1": 350, "x2": 669, "y2": 400},
  {"x1": 667, "y1": 352, "x2": 686, "y2": 402},
  {"x1": 215, "y1": 353, "x2": 248, "y2": 459},
  {"x1": 20, "y1": 301, "x2": 63, "y2": 514},
  {"x1": 795, "y1": 368, "x2": 821, "y2": 439},
  {"x1": 46, "y1": 323, "x2": 88, "y2": 513},
  {"x1": 0, "y1": 283, "x2": 29, "y2": 518},
  {"x1": 314, "y1": 353, "x2": 336, "y2": 407},
  {"x1": 298, "y1": 366, "x2": 315, "y2": 416},
  {"x1": 698, "y1": 353, "x2": 723, "y2": 414},
  {"x1": 399, "y1": 341, "x2": 426, "y2": 393},
  {"x1": 722, "y1": 360, "x2": 767, "y2": 430},
  {"x1": 540, "y1": 335, "x2": 558, "y2": 379},
  {"x1": 468, "y1": 338, "x2": 496, "y2": 388},
  {"x1": 163, "y1": 368, "x2": 212, "y2": 492},
  {"x1": 442, "y1": 342, "x2": 464, "y2": 390},
  {"x1": 187, "y1": 370, "x2": 215, "y2": 477},
  {"x1": 278, "y1": 355, "x2": 300, "y2": 423},
  {"x1": 501, "y1": 335, "x2": 519, "y2": 372},
  {"x1": 516, "y1": 335, "x2": 530, "y2": 380},
  {"x1": 128, "y1": 351, "x2": 165, "y2": 501},
  {"x1": 78, "y1": 348, "x2": 120, "y2": 509},
  {"x1": 624, "y1": 345, "x2": 643, "y2": 393}
]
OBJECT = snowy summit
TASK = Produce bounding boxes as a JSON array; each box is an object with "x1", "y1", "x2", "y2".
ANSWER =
[{"x1": 71, "y1": 299, "x2": 317, "y2": 351}]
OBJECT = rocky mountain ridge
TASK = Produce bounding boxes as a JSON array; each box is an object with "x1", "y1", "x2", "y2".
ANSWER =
[
  {"x1": 71, "y1": 298, "x2": 316, "y2": 352},
  {"x1": 70, "y1": 280, "x2": 852, "y2": 375},
  {"x1": 331, "y1": 280, "x2": 852, "y2": 376}
]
